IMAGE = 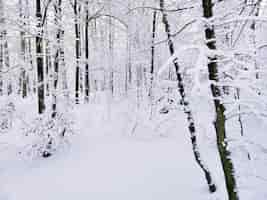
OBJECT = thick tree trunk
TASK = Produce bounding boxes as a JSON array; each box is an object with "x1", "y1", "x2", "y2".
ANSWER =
[
  {"x1": 36, "y1": 0, "x2": 45, "y2": 114},
  {"x1": 159, "y1": 0, "x2": 216, "y2": 193},
  {"x1": 202, "y1": 0, "x2": 239, "y2": 199}
]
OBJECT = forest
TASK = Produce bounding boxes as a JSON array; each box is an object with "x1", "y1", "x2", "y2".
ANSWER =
[{"x1": 0, "y1": 0, "x2": 267, "y2": 199}]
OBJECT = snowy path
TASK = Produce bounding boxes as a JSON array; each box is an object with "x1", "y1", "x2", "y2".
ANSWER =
[{"x1": 1, "y1": 104, "x2": 221, "y2": 200}]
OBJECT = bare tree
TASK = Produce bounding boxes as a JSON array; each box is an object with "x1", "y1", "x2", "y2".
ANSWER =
[
  {"x1": 159, "y1": 0, "x2": 216, "y2": 193},
  {"x1": 202, "y1": 0, "x2": 239, "y2": 199},
  {"x1": 74, "y1": 0, "x2": 82, "y2": 104},
  {"x1": 84, "y1": 0, "x2": 90, "y2": 103},
  {"x1": 36, "y1": 0, "x2": 45, "y2": 114},
  {"x1": 52, "y1": 0, "x2": 63, "y2": 118}
]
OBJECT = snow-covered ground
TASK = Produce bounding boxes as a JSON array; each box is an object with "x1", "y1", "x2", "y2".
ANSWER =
[
  {"x1": 0, "y1": 95, "x2": 266, "y2": 200},
  {"x1": 0, "y1": 97, "x2": 226, "y2": 200}
]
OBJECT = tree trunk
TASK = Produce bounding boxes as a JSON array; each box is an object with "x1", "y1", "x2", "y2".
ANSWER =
[
  {"x1": 26, "y1": 0, "x2": 34, "y2": 95},
  {"x1": 202, "y1": 0, "x2": 239, "y2": 199},
  {"x1": 125, "y1": 2, "x2": 132, "y2": 96},
  {"x1": 149, "y1": 11, "x2": 157, "y2": 98},
  {"x1": 159, "y1": 0, "x2": 216, "y2": 193},
  {"x1": 250, "y1": 0, "x2": 261, "y2": 79},
  {"x1": 52, "y1": 0, "x2": 62, "y2": 118},
  {"x1": 84, "y1": 0, "x2": 90, "y2": 103},
  {"x1": 0, "y1": 0, "x2": 11, "y2": 96},
  {"x1": 74, "y1": 0, "x2": 81, "y2": 104},
  {"x1": 19, "y1": 7, "x2": 28, "y2": 99},
  {"x1": 45, "y1": 31, "x2": 52, "y2": 97},
  {"x1": 3, "y1": 30, "x2": 11, "y2": 95},
  {"x1": 149, "y1": 10, "x2": 157, "y2": 118},
  {"x1": 18, "y1": 0, "x2": 25, "y2": 97},
  {"x1": 36, "y1": 0, "x2": 45, "y2": 114}
]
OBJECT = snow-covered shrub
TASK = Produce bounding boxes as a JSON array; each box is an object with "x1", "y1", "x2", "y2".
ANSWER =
[
  {"x1": 22, "y1": 113, "x2": 74, "y2": 158},
  {"x1": 0, "y1": 102, "x2": 15, "y2": 133}
]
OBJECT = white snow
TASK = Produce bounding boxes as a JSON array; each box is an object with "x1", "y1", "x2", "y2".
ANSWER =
[{"x1": 0, "y1": 100, "x2": 225, "y2": 200}]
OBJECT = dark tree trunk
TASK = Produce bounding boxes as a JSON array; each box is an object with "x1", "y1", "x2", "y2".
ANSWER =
[
  {"x1": 21, "y1": 0, "x2": 31, "y2": 97},
  {"x1": 36, "y1": 0, "x2": 45, "y2": 114},
  {"x1": 250, "y1": 1, "x2": 261, "y2": 79},
  {"x1": 52, "y1": 0, "x2": 62, "y2": 118},
  {"x1": 159, "y1": 0, "x2": 216, "y2": 193},
  {"x1": 149, "y1": 11, "x2": 157, "y2": 98},
  {"x1": 84, "y1": 0, "x2": 90, "y2": 103},
  {"x1": 74, "y1": 0, "x2": 81, "y2": 104},
  {"x1": 3, "y1": 31, "x2": 11, "y2": 95},
  {"x1": 202, "y1": 0, "x2": 239, "y2": 199},
  {"x1": 26, "y1": 0, "x2": 34, "y2": 95},
  {"x1": 19, "y1": 1, "x2": 28, "y2": 99}
]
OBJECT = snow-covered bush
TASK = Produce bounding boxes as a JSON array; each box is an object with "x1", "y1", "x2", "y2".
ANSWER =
[
  {"x1": 22, "y1": 113, "x2": 74, "y2": 158},
  {"x1": 0, "y1": 102, "x2": 15, "y2": 133}
]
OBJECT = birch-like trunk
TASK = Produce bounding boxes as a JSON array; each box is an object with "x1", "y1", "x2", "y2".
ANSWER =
[{"x1": 159, "y1": 0, "x2": 216, "y2": 193}]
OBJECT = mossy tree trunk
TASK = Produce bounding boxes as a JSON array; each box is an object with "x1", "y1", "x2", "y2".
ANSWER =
[{"x1": 202, "y1": 0, "x2": 239, "y2": 199}]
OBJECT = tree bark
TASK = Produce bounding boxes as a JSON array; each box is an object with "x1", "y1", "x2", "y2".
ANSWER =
[
  {"x1": 45, "y1": 28, "x2": 52, "y2": 97},
  {"x1": 74, "y1": 0, "x2": 81, "y2": 104},
  {"x1": 0, "y1": 0, "x2": 11, "y2": 96},
  {"x1": 202, "y1": 0, "x2": 239, "y2": 199},
  {"x1": 4, "y1": 30, "x2": 11, "y2": 95},
  {"x1": 52, "y1": 0, "x2": 62, "y2": 118},
  {"x1": 36, "y1": 0, "x2": 45, "y2": 114},
  {"x1": 19, "y1": 0, "x2": 27, "y2": 98},
  {"x1": 84, "y1": 0, "x2": 90, "y2": 103},
  {"x1": 149, "y1": 11, "x2": 157, "y2": 98},
  {"x1": 159, "y1": 0, "x2": 216, "y2": 193}
]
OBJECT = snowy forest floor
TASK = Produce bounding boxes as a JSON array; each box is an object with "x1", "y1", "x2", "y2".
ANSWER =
[{"x1": 0, "y1": 94, "x2": 266, "y2": 200}]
